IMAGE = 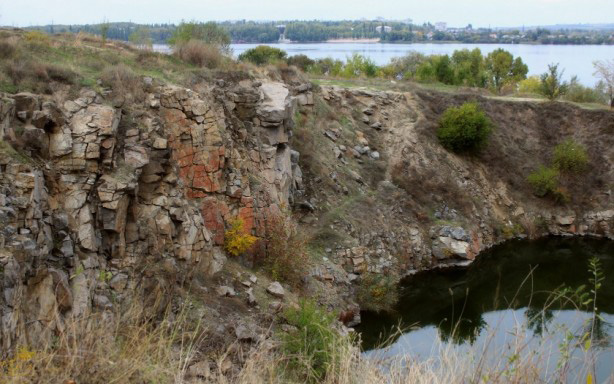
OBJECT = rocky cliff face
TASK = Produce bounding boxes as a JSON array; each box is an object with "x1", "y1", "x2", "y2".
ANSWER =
[
  {"x1": 293, "y1": 86, "x2": 614, "y2": 290},
  {"x1": 0, "y1": 73, "x2": 613, "y2": 354},
  {"x1": 0, "y1": 77, "x2": 312, "y2": 353}
]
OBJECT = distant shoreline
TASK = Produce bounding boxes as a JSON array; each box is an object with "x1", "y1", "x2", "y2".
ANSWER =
[
  {"x1": 229, "y1": 40, "x2": 612, "y2": 46},
  {"x1": 325, "y1": 38, "x2": 380, "y2": 43}
]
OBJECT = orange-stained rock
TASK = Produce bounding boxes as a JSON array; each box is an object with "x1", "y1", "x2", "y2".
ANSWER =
[
  {"x1": 238, "y1": 206, "x2": 255, "y2": 233},
  {"x1": 201, "y1": 198, "x2": 229, "y2": 245}
]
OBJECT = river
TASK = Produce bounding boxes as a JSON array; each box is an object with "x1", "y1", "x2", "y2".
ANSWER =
[{"x1": 358, "y1": 237, "x2": 614, "y2": 382}]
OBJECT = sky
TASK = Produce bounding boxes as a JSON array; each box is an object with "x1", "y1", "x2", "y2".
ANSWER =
[{"x1": 0, "y1": 0, "x2": 612, "y2": 28}]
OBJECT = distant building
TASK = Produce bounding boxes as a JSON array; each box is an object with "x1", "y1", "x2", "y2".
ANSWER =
[
  {"x1": 375, "y1": 26, "x2": 392, "y2": 33},
  {"x1": 434, "y1": 22, "x2": 447, "y2": 32}
]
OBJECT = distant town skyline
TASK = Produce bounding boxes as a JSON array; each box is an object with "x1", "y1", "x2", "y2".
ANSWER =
[{"x1": 1, "y1": 0, "x2": 612, "y2": 28}]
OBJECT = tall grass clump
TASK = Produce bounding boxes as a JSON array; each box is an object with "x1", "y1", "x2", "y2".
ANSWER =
[
  {"x1": 281, "y1": 300, "x2": 347, "y2": 383},
  {"x1": 100, "y1": 63, "x2": 145, "y2": 103},
  {"x1": 436, "y1": 102, "x2": 493, "y2": 153}
]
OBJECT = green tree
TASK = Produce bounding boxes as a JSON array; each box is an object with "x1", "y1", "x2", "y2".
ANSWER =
[
  {"x1": 485, "y1": 49, "x2": 528, "y2": 93},
  {"x1": 539, "y1": 63, "x2": 569, "y2": 100},
  {"x1": 452, "y1": 48, "x2": 486, "y2": 87},
  {"x1": 169, "y1": 21, "x2": 231, "y2": 53},
  {"x1": 434, "y1": 55, "x2": 454, "y2": 84}
]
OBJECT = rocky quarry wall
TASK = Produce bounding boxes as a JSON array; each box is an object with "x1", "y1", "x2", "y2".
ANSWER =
[
  {"x1": 0, "y1": 78, "x2": 310, "y2": 353},
  {"x1": 0, "y1": 75, "x2": 613, "y2": 352}
]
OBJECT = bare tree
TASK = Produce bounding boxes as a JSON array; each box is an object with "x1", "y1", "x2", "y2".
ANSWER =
[{"x1": 593, "y1": 60, "x2": 614, "y2": 108}]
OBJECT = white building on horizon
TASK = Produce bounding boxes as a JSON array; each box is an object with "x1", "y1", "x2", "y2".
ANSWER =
[
  {"x1": 434, "y1": 22, "x2": 447, "y2": 32},
  {"x1": 375, "y1": 25, "x2": 392, "y2": 33}
]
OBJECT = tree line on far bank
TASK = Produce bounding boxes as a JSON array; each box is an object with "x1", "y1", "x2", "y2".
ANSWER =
[
  {"x1": 139, "y1": 22, "x2": 614, "y2": 107},
  {"x1": 29, "y1": 20, "x2": 614, "y2": 45}
]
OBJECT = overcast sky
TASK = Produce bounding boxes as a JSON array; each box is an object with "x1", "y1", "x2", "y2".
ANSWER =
[{"x1": 1, "y1": 0, "x2": 612, "y2": 28}]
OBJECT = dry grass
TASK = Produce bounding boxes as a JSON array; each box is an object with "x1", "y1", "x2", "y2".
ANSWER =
[
  {"x1": 100, "y1": 64, "x2": 146, "y2": 104},
  {"x1": 0, "y1": 299, "x2": 205, "y2": 384},
  {"x1": 236, "y1": 320, "x2": 611, "y2": 384},
  {"x1": 174, "y1": 40, "x2": 224, "y2": 69}
]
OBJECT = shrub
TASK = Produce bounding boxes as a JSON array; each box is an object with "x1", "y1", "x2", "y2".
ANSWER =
[
  {"x1": 564, "y1": 76, "x2": 607, "y2": 104},
  {"x1": 24, "y1": 31, "x2": 50, "y2": 44},
  {"x1": 308, "y1": 58, "x2": 343, "y2": 77},
  {"x1": 527, "y1": 166, "x2": 559, "y2": 197},
  {"x1": 383, "y1": 51, "x2": 427, "y2": 79},
  {"x1": 0, "y1": 40, "x2": 16, "y2": 59},
  {"x1": 282, "y1": 300, "x2": 342, "y2": 382},
  {"x1": 44, "y1": 64, "x2": 77, "y2": 84},
  {"x1": 342, "y1": 53, "x2": 378, "y2": 78},
  {"x1": 264, "y1": 213, "x2": 309, "y2": 286},
  {"x1": 238, "y1": 45, "x2": 287, "y2": 65},
  {"x1": 552, "y1": 138, "x2": 588, "y2": 173},
  {"x1": 174, "y1": 40, "x2": 223, "y2": 68},
  {"x1": 356, "y1": 273, "x2": 399, "y2": 312},
  {"x1": 287, "y1": 54, "x2": 315, "y2": 72},
  {"x1": 518, "y1": 76, "x2": 541, "y2": 94},
  {"x1": 437, "y1": 102, "x2": 493, "y2": 152},
  {"x1": 224, "y1": 217, "x2": 257, "y2": 256}
]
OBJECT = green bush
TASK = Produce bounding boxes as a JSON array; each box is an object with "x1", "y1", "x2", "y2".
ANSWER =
[
  {"x1": 437, "y1": 102, "x2": 493, "y2": 152},
  {"x1": 564, "y1": 76, "x2": 607, "y2": 104},
  {"x1": 287, "y1": 54, "x2": 315, "y2": 72},
  {"x1": 552, "y1": 138, "x2": 588, "y2": 173},
  {"x1": 356, "y1": 273, "x2": 399, "y2": 312},
  {"x1": 341, "y1": 53, "x2": 378, "y2": 78},
  {"x1": 527, "y1": 166, "x2": 559, "y2": 197},
  {"x1": 238, "y1": 45, "x2": 287, "y2": 65},
  {"x1": 282, "y1": 300, "x2": 342, "y2": 382},
  {"x1": 518, "y1": 76, "x2": 541, "y2": 94}
]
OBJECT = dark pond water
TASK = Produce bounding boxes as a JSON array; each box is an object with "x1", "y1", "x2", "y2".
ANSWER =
[{"x1": 358, "y1": 237, "x2": 614, "y2": 381}]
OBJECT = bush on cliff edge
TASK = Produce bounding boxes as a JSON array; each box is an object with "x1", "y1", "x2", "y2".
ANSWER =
[{"x1": 437, "y1": 102, "x2": 493, "y2": 153}]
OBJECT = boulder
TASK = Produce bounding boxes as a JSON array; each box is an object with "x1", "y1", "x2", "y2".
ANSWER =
[{"x1": 266, "y1": 282, "x2": 285, "y2": 298}]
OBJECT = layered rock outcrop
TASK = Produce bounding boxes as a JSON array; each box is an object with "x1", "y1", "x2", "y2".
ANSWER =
[{"x1": 0, "y1": 78, "x2": 310, "y2": 353}]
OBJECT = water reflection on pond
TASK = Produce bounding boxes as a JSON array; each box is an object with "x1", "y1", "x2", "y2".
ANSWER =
[{"x1": 358, "y1": 237, "x2": 614, "y2": 382}]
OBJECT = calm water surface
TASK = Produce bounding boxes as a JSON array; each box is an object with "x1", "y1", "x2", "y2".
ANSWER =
[
  {"x1": 229, "y1": 43, "x2": 614, "y2": 86},
  {"x1": 358, "y1": 237, "x2": 614, "y2": 382}
]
